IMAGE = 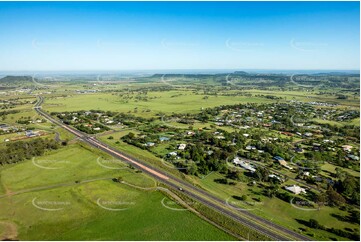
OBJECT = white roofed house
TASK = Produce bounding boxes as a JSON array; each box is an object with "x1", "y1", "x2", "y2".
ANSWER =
[
  {"x1": 178, "y1": 144, "x2": 187, "y2": 150},
  {"x1": 285, "y1": 185, "x2": 306, "y2": 195},
  {"x1": 168, "y1": 151, "x2": 177, "y2": 157},
  {"x1": 232, "y1": 157, "x2": 256, "y2": 173},
  {"x1": 145, "y1": 142, "x2": 155, "y2": 147},
  {"x1": 268, "y1": 174, "x2": 283, "y2": 182}
]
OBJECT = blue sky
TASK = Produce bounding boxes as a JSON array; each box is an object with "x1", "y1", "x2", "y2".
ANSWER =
[{"x1": 0, "y1": 1, "x2": 359, "y2": 71}]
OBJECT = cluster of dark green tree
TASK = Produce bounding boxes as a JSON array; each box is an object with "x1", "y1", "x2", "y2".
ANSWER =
[
  {"x1": 306, "y1": 218, "x2": 359, "y2": 240},
  {"x1": 0, "y1": 138, "x2": 59, "y2": 165}
]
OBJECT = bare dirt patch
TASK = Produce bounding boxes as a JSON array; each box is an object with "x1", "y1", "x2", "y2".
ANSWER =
[{"x1": 0, "y1": 221, "x2": 18, "y2": 241}]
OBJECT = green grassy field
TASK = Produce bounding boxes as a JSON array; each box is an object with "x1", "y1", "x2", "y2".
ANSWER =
[
  {"x1": 349, "y1": 117, "x2": 360, "y2": 126},
  {"x1": 0, "y1": 79, "x2": 359, "y2": 241},
  {"x1": 192, "y1": 172, "x2": 359, "y2": 241},
  {"x1": 43, "y1": 91, "x2": 274, "y2": 117},
  {"x1": 321, "y1": 162, "x2": 360, "y2": 178},
  {"x1": 0, "y1": 142, "x2": 235, "y2": 240},
  {"x1": 0, "y1": 143, "x2": 155, "y2": 192},
  {"x1": 247, "y1": 89, "x2": 360, "y2": 108},
  {"x1": 98, "y1": 132, "x2": 360, "y2": 240},
  {"x1": 0, "y1": 180, "x2": 234, "y2": 240}
]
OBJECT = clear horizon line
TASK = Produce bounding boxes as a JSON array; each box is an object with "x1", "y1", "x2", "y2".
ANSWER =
[{"x1": 0, "y1": 68, "x2": 360, "y2": 72}]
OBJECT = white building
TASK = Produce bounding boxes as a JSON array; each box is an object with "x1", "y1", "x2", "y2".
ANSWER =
[
  {"x1": 178, "y1": 144, "x2": 187, "y2": 150},
  {"x1": 232, "y1": 157, "x2": 256, "y2": 173},
  {"x1": 168, "y1": 151, "x2": 177, "y2": 156},
  {"x1": 285, "y1": 185, "x2": 306, "y2": 195}
]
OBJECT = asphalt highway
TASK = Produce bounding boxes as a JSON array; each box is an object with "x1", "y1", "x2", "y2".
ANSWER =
[{"x1": 34, "y1": 96, "x2": 311, "y2": 241}]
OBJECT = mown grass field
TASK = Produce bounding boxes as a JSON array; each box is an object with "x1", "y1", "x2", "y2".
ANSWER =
[
  {"x1": 43, "y1": 91, "x2": 273, "y2": 117},
  {"x1": 0, "y1": 143, "x2": 235, "y2": 240},
  {"x1": 0, "y1": 143, "x2": 155, "y2": 192},
  {"x1": 247, "y1": 89, "x2": 360, "y2": 108},
  {"x1": 0, "y1": 180, "x2": 234, "y2": 240}
]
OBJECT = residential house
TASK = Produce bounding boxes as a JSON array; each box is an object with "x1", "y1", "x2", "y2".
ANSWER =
[
  {"x1": 178, "y1": 144, "x2": 187, "y2": 150},
  {"x1": 285, "y1": 185, "x2": 306, "y2": 195}
]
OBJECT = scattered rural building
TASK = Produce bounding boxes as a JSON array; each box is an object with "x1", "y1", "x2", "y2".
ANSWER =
[
  {"x1": 273, "y1": 156, "x2": 293, "y2": 170},
  {"x1": 178, "y1": 144, "x2": 187, "y2": 150},
  {"x1": 145, "y1": 142, "x2": 155, "y2": 147},
  {"x1": 168, "y1": 151, "x2": 177, "y2": 157},
  {"x1": 347, "y1": 154, "x2": 359, "y2": 161},
  {"x1": 304, "y1": 132, "x2": 313, "y2": 137},
  {"x1": 323, "y1": 139, "x2": 334, "y2": 144},
  {"x1": 159, "y1": 137, "x2": 170, "y2": 142},
  {"x1": 269, "y1": 174, "x2": 283, "y2": 182},
  {"x1": 25, "y1": 130, "x2": 37, "y2": 137},
  {"x1": 285, "y1": 185, "x2": 307, "y2": 195},
  {"x1": 232, "y1": 157, "x2": 256, "y2": 172},
  {"x1": 246, "y1": 145, "x2": 257, "y2": 150},
  {"x1": 302, "y1": 171, "x2": 310, "y2": 177}
]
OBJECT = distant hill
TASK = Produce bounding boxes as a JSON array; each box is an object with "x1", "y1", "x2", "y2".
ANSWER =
[
  {"x1": 312, "y1": 72, "x2": 360, "y2": 77},
  {"x1": 152, "y1": 74, "x2": 214, "y2": 78},
  {"x1": 233, "y1": 71, "x2": 249, "y2": 75},
  {"x1": 0, "y1": 75, "x2": 33, "y2": 84}
]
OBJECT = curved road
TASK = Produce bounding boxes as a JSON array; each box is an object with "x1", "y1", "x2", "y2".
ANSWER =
[{"x1": 34, "y1": 96, "x2": 311, "y2": 241}]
